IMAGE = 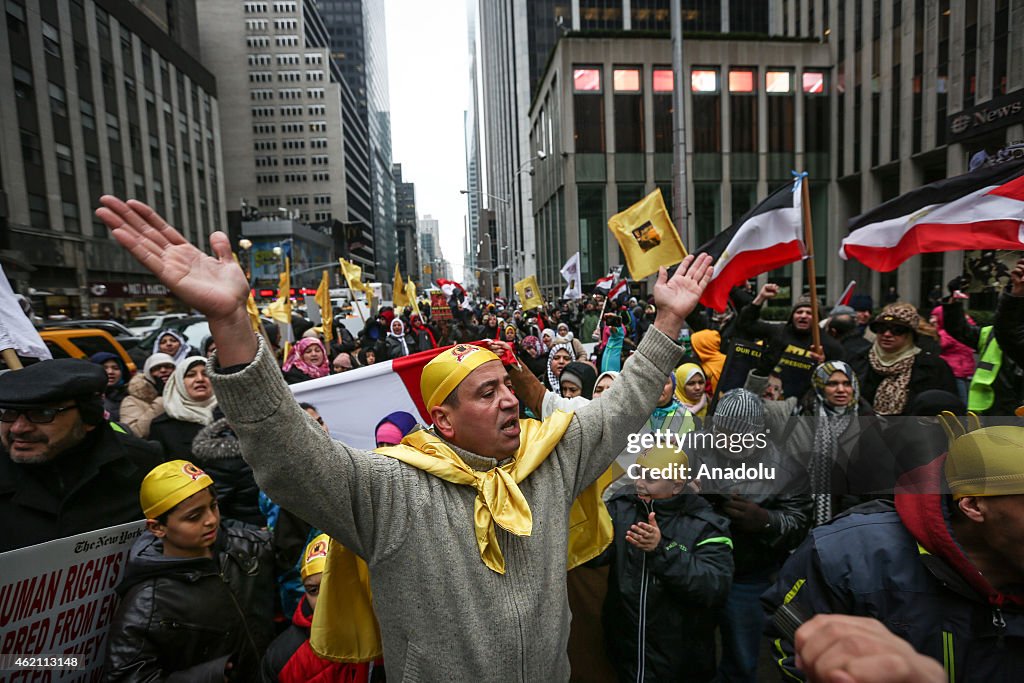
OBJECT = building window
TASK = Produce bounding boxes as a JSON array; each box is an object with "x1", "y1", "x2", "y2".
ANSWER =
[
  {"x1": 244, "y1": 2, "x2": 267, "y2": 13},
  {"x1": 308, "y1": 104, "x2": 325, "y2": 115},
  {"x1": 6, "y1": 0, "x2": 26, "y2": 32},
  {"x1": 245, "y1": 19, "x2": 268, "y2": 31},
  {"x1": 273, "y1": 1, "x2": 296, "y2": 11},
  {"x1": 578, "y1": 185, "x2": 606, "y2": 280},
  {"x1": 573, "y1": 68, "x2": 601, "y2": 92},
  {"x1": 307, "y1": 88, "x2": 324, "y2": 99},
  {"x1": 652, "y1": 68, "x2": 673, "y2": 93},
  {"x1": 613, "y1": 68, "x2": 640, "y2": 92},
  {"x1": 277, "y1": 54, "x2": 300, "y2": 65},
  {"x1": 307, "y1": 70, "x2": 324, "y2": 81},
  {"x1": 49, "y1": 82, "x2": 67, "y2": 117},
  {"x1": 55, "y1": 143, "x2": 73, "y2": 175},
  {"x1": 614, "y1": 67, "x2": 643, "y2": 154},
  {"x1": 20, "y1": 129, "x2": 42, "y2": 166},
  {"x1": 802, "y1": 71, "x2": 825, "y2": 94},
  {"x1": 312, "y1": 171, "x2": 329, "y2": 182},
  {"x1": 310, "y1": 138, "x2": 327, "y2": 149},
  {"x1": 305, "y1": 53, "x2": 322, "y2": 65},
  {"x1": 309, "y1": 121, "x2": 326, "y2": 132},
  {"x1": 62, "y1": 201, "x2": 79, "y2": 229},
  {"x1": 311, "y1": 155, "x2": 328, "y2": 165},
  {"x1": 766, "y1": 70, "x2": 792, "y2": 93},
  {"x1": 13, "y1": 64, "x2": 33, "y2": 99},
  {"x1": 42, "y1": 20, "x2": 61, "y2": 57},
  {"x1": 274, "y1": 18, "x2": 297, "y2": 30},
  {"x1": 282, "y1": 139, "x2": 305, "y2": 149},
  {"x1": 276, "y1": 35, "x2": 299, "y2": 47},
  {"x1": 728, "y1": 69, "x2": 755, "y2": 93},
  {"x1": 28, "y1": 193, "x2": 49, "y2": 228},
  {"x1": 691, "y1": 69, "x2": 718, "y2": 93}
]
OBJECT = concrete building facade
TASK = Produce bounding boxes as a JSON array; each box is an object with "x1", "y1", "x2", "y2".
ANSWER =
[
  {"x1": 394, "y1": 162, "x2": 420, "y2": 284},
  {"x1": 0, "y1": 0, "x2": 225, "y2": 316}
]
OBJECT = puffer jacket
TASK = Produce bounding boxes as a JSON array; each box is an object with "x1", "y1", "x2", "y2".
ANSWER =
[
  {"x1": 104, "y1": 524, "x2": 276, "y2": 682},
  {"x1": 260, "y1": 597, "x2": 374, "y2": 683},
  {"x1": 691, "y1": 440, "x2": 812, "y2": 578},
  {"x1": 120, "y1": 374, "x2": 164, "y2": 439},
  {"x1": 593, "y1": 491, "x2": 733, "y2": 683},
  {"x1": 763, "y1": 460, "x2": 1024, "y2": 682},
  {"x1": 192, "y1": 418, "x2": 265, "y2": 527}
]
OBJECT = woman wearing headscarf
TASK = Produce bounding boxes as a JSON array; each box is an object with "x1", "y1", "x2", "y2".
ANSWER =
[
  {"x1": 852, "y1": 303, "x2": 957, "y2": 416},
  {"x1": 690, "y1": 330, "x2": 725, "y2": 394},
  {"x1": 556, "y1": 321, "x2": 587, "y2": 359},
  {"x1": 148, "y1": 356, "x2": 217, "y2": 461},
  {"x1": 746, "y1": 360, "x2": 887, "y2": 525},
  {"x1": 540, "y1": 328, "x2": 556, "y2": 351},
  {"x1": 598, "y1": 313, "x2": 627, "y2": 374},
  {"x1": 673, "y1": 363, "x2": 708, "y2": 419},
  {"x1": 384, "y1": 318, "x2": 417, "y2": 359},
  {"x1": 929, "y1": 305, "x2": 976, "y2": 405},
  {"x1": 557, "y1": 361, "x2": 597, "y2": 400},
  {"x1": 281, "y1": 337, "x2": 330, "y2": 384},
  {"x1": 120, "y1": 352, "x2": 176, "y2": 438},
  {"x1": 545, "y1": 341, "x2": 576, "y2": 392},
  {"x1": 151, "y1": 328, "x2": 194, "y2": 364},
  {"x1": 503, "y1": 324, "x2": 520, "y2": 345},
  {"x1": 519, "y1": 335, "x2": 548, "y2": 379},
  {"x1": 89, "y1": 351, "x2": 131, "y2": 423},
  {"x1": 374, "y1": 411, "x2": 419, "y2": 448},
  {"x1": 408, "y1": 313, "x2": 437, "y2": 351}
]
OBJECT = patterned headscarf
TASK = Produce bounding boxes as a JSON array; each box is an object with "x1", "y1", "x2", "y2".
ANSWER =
[
  {"x1": 521, "y1": 335, "x2": 545, "y2": 357},
  {"x1": 811, "y1": 360, "x2": 860, "y2": 411},
  {"x1": 545, "y1": 341, "x2": 576, "y2": 392},
  {"x1": 809, "y1": 360, "x2": 859, "y2": 526},
  {"x1": 282, "y1": 337, "x2": 330, "y2": 379}
]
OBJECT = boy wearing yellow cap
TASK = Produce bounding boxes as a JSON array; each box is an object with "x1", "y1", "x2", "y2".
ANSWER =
[
  {"x1": 764, "y1": 424, "x2": 1024, "y2": 681},
  {"x1": 261, "y1": 534, "x2": 375, "y2": 682},
  {"x1": 95, "y1": 195, "x2": 714, "y2": 683},
  {"x1": 103, "y1": 460, "x2": 276, "y2": 681},
  {"x1": 591, "y1": 446, "x2": 733, "y2": 682}
]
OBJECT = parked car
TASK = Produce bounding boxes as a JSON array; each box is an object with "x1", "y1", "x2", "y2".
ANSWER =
[
  {"x1": 129, "y1": 315, "x2": 280, "y2": 366},
  {"x1": 41, "y1": 319, "x2": 142, "y2": 350},
  {"x1": 124, "y1": 312, "x2": 189, "y2": 337}
]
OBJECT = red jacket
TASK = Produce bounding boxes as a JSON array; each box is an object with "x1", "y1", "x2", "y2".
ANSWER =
[{"x1": 260, "y1": 599, "x2": 376, "y2": 683}]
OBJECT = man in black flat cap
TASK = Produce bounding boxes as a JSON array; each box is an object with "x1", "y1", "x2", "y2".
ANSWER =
[{"x1": 0, "y1": 359, "x2": 163, "y2": 552}]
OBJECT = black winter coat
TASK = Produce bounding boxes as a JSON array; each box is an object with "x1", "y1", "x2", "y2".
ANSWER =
[
  {"x1": 945, "y1": 297, "x2": 1024, "y2": 415},
  {"x1": 191, "y1": 418, "x2": 265, "y2": 527},
  {"x1": 736, "y1": 302, "x2": 846, "y2": 361},
  {"x1": 149, "y1": 414, "x2": 205, "y2": 462},
  {"x1": 0, "y1": 422, "x2": 163, "y2": 552},
  {"x1": 594, "y1": 492, "x2": 733, "y2": 683},
  {"x1": 763, "y1": 491, "x2": 1024, "y2": 682},
  {"x1": 104, "y1": 524, "x2": 276, "y2": 682},
  {"x1": 852, "y1": 347, "x2": 958, "y2": 415}
]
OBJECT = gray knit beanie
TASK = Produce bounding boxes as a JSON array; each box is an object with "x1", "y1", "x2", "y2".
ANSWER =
[{"x1": 712, "y1": 389, "x2": 766, "y2": 434}]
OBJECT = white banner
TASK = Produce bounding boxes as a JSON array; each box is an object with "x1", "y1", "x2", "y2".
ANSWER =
[
  {"x1": 0, "y1": 521, "x2": 145, "y2": 680},
  {"x1": 0, "y1": 264, "x2": 50, "y2": 361}
]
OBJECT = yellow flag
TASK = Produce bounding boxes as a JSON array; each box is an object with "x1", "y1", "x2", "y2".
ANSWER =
[
  {"x1": 266, "y1": 257, "x2": 292, "y2": 325},
  {"x1": 392, "y1": 265, "x2": 410, "y2": 309},
  {"x1": 404, "y1": 280, "x2": 420, "y2": 316},
  {"x1": 232, "y1": 254, "x2": 263, "y2": 334},
  {"x1": 315, "y1": 270, "x2": 333, "y2": 343},
  {"x1": 515, "y1": 275, "x2": 545, "y2": 311},
  {"x1": 607, "y1": 188, "x2": 688, "y2": 280},
  {"x1": 339, "y1": 257, "x2": 374, "y2": 311}
]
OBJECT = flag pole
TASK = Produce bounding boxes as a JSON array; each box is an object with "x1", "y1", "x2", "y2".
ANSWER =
[
  {"x1": 800, "y1": 175, "x2": 823, "y2": 354},
  {"x1": 1, "y1": 349, "x2": 23, "y2": 370}
]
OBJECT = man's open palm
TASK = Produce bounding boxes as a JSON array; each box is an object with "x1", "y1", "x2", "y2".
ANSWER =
[
  {"x1": 95, "y1": 196, "x2": 250, "y2": 321},
  {"x1": 653, "y1": 253, "x2": 714, "y2": 323}
]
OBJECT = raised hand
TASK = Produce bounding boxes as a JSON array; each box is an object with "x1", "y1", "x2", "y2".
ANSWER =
[
  {"x1": 96, "y1": 196, "x2": 258, "y2": 365},
  {"x1": 652, "y1": 253, "x2": 714, "y2": 337}
]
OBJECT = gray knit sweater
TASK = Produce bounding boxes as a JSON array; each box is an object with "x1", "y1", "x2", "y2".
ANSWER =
[{"x1": 209, "y1": 328, "x2": 682, "y2": 682}]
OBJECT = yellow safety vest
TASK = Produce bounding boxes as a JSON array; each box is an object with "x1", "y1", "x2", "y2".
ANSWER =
[{"x1": 968, "y1": 326, "x2": 1001, "y2": 413}]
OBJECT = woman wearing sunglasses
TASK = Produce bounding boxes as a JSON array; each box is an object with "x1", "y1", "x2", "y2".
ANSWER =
[{"x1": 854, "y1": 303, "x2": 957, "y2": 416}]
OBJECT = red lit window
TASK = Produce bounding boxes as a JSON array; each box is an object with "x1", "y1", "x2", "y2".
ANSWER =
[
  {"x1": 573, "y1": 68, "x2": 601, "y2": 92},
  {"x1": 802, "y1": 71, "x2": 825, "y2": 94},
  {"x1": 729, "y1": 70, "x2": 755, "y2": 93},
  {"x1": 653, "y1": 69, "x2": 674, "y2": 92}
]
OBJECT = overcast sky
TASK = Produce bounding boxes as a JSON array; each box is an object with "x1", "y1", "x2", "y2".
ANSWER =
[{"x1": 385, "y1": 0, "x2": 471, "y2": 280}]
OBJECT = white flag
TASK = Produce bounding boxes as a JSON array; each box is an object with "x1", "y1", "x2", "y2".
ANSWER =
[
  {"x1": 0, "y1": 265, "x2": 51, "y2": 360},
  {"x1": 560, "y1": 252, "x2": 582, "y2": 300}
]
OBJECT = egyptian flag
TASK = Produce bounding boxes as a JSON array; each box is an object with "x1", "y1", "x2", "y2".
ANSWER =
[
  {"x1": 594, "y1": 265, "x2": 623, "y2": 294},
  {"x1": 608, "y1": 278, "x2": 629, "y2": 303},
  {"x1": 841, "y1": 158, "x2": 1024, "y2": 272},
  {"x1": 696, "y1": 180, "x2": 805, "y2": 312}
]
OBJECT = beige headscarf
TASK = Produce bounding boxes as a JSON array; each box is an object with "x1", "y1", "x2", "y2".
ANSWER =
[{"x1": 162, "y1": 356, "x2": 217, "y2": 425}]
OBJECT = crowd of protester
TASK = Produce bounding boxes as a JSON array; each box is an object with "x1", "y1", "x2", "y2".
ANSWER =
[{"x1": 3, "y1": 250, "x2": 1024, "y2": 682}]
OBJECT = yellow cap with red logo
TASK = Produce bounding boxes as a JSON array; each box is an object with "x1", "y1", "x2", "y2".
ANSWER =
[
  {"x1": 420, "y1": 344, "x2": 501, "y2": 411},
  {"x1": 140, "y1": 460, "x2": 214, "y2": 519},
  {"x1": 301, "y1": 533, "x2": 331, "y2": 580}
]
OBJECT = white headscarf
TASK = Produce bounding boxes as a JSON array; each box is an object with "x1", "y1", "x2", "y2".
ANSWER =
[
  {"x1": 388, "y1": 318, "x2": 410, "y2": 357},
  {"x1": 162, "y1": 356, "x2": 217, "y2": 425}
]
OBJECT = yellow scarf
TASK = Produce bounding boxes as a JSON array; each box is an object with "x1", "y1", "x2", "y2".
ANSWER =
[{"x1": 310, "y1": 412, "x2": 614, "y2": 662}]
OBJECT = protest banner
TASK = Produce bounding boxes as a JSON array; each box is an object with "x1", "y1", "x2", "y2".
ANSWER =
[
  {"x1": 713, "y1": 340, "x2": 815, "y2": 405},
  {"x1": 0, "y1": 521, "x2": 145, "y2": 682}
]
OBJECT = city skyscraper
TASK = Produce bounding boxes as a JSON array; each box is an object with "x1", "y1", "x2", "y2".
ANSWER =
[
  {"x1": 317, "y1": 0, "x2": 398, "y2": 280},
  {"x1": 393, "y1": 162, "x2": 420, "y2": 284},
  {"x1": 463, "y1": 0, "x2": 483, "y2": 282}
]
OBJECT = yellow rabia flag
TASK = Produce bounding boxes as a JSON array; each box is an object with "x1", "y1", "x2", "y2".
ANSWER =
[
  {"x1": 392, "y1": 264, "x2": 410, "y2": 309},
  {"x1": 515, "y1": 275, "x2": 545, "y2": 311},
  {"x1": 266, "y1": 257, "x2": 294, "y2": 342},
  {"x1": 607, "y1": 187, "x2": 688, "y2": 280},
  {"x1": 232, "y1": 254, "x2": 262, "y2": 334},
  {"x1": 404, "y1": 280, "x2": 420, "y2": 316},
  {"x1": 339, "y1": 257, "x2": 374, "y2": 311},
  {"x1": 315, "y1": 270, "x2": 333, "y2": 343}
]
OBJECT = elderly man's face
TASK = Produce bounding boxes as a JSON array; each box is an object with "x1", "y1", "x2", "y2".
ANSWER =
[{"x1": 1, "y1": 403, "x2": 95, "y2": 464}]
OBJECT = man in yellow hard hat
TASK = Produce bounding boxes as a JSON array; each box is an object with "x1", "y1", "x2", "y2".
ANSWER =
[{"x1": 96, "y1": 196, "x2": 713, "y2": 682}]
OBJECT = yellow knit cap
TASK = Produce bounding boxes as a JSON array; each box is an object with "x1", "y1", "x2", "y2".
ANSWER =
[
  {"x1": 140, "y1": 460, "x2": 214, "y2": 519},
  {"x1": 636, "y1": 445, "x2": 689, "y2": 472},
  {"x1": 945, "y1": 426, "x2": 1024, "y2": 499},
  {"x1": 301, "y1": 533, "x2": 331, "y2": 580},
  {"x1": 420, "y1": 344, "x2": 501, "y2": 411}
]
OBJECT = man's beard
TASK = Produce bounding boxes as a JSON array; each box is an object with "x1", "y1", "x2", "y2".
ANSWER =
[{"x1": 4, "y1": 421, "x2": 89, "y2": 465}]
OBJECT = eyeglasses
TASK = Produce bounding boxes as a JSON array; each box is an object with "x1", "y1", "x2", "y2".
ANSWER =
[
  {"x1": 874, "y1": 323, "x2": 911, "y2": 336},
  {"x1": 0, "y1": 405, "x2": 78, "y2": 424}
]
